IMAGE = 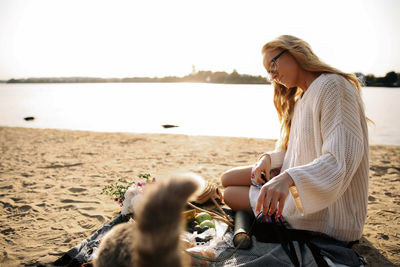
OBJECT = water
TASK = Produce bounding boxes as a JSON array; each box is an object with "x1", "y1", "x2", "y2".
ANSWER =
[{"x1": 0, "y1": 82, "x2": 399, "y2": 146}]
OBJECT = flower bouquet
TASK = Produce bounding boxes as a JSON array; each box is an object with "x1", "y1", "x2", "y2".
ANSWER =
[{"x1": 101, "y1": 173, "x2": 156, "y2": 215}]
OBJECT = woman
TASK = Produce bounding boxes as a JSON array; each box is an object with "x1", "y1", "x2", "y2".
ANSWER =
[{"x1": 221, "y1": 35, "x2": 369, "y2": 245}]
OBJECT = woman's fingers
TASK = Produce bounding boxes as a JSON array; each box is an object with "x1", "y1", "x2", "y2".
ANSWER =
[
  {"x1": 265, "y1": 170, "x2": 271, "y2": 182},
  {"x1": 259, "y1": 192, "x2": 285, "y2": 216},
  {"x1": 255, "y1": 173, "x2": 291, "y2": 216},
  {"x1": 252, "y1": 155, "x2": 272, "y2": 185},
  {"x1": 252, "y1": 165, "x2": 265, "y2": 184},
  {"x1": 256, "y1": 173, "x2": 265, "y2": 184},
  {"x1": 255, "y1": 191, "x2": 265, "y2": 214},
  {"x1": 276, "y1": 195, "x2": 286, "y2": 217},
  {"x1": 268, "y1": 193, "x2": 279, "y2": 215},
  {"x1": 262, "y1": 192, "x2": 272, "y2": 215},
  {"x1": 256, "y1": 186, "x2": 273, "y2": 215}
]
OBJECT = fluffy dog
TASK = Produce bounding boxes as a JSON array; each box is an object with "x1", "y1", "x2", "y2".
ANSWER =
[{"x1": 94, "y1": 173, "x2": 204, "y2": 267}]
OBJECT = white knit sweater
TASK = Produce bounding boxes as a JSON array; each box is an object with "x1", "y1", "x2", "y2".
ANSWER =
[{"x1": 268, "y1": 73, "x2": 369, "y2": 242}]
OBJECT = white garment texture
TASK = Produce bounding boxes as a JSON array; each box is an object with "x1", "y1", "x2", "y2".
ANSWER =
[{"x1": 250, "y1": 73, "x2": 369, "y2": 242}]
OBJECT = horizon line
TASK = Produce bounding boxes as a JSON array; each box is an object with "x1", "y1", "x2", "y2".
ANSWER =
[{"x1": 1, "y1": 69, "x2": 400, "y2": 82}]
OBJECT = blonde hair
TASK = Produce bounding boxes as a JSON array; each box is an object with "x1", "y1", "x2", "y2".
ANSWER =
[{"x1": 261, "y1": 35, "x2": 365, "y2": 150}]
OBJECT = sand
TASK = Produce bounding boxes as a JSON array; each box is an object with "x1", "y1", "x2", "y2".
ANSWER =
[{"x1": 0, "y1": 126, "x2": 399, "y2": 267}]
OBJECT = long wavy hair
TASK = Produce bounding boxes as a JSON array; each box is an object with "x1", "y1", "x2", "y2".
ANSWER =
[{"x1": 262, "y1": 35, "x2": 366, "y2": 150}]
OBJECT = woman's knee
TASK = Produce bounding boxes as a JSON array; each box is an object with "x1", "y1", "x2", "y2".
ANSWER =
[
  {"x1": 223, "y1": 186, "x2": 239, "y2": 210},
  {"x1": 220, "y1": 170, "x2": 232, "y2": 188},
  {"x1": 222, "y1": 186, "x2": 234, "y2": 203},
  {"x1": 220, "y1": 165, "x2": 253, "y2": 188},
  {"x1": 222, "y1": 186, "x2": 252, "y2": 213}
]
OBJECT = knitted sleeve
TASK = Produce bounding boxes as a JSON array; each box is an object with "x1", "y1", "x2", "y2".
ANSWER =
[
  {"x1": 285, "y1": 78, "x2": 365, "y2": 215},
  {"x1": 268, "y1": 149, "x2": 286, "y2": 169}
]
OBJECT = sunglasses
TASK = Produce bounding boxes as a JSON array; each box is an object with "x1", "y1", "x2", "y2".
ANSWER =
[{"x1": 266, "y1": 50, "x2": 287, "y2": 81}]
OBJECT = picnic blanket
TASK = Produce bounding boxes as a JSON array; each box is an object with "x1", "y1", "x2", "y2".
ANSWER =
[
  {"x1": 53, "y1": 214, "x2": 131, "y2": 267},
  {"x1": 53, "y1": 211, "x2": 365, "y2": 267}
]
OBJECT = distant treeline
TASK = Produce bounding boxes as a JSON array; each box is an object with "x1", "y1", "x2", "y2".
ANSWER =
[
  {"x1": 4, "y1": 70, "x2": 400, "y2": 87},
  {"x1": 5, "y1": 70, "x2": 267, "y2": 85},
  {"x1": 360, "y1": 71, "x2": 399, "y2": 87}
]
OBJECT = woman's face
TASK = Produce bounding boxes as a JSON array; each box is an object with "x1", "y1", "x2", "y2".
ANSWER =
[{"x1": 263, "y1": 48, "x2": 299, "y2": 88}]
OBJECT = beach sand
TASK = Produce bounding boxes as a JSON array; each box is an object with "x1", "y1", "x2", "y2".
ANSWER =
[{"x1": 0, "y1": 126, "x2": 399, "y2": 266}]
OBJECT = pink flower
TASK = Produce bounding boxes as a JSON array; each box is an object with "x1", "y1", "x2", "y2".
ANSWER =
[
  {"x1": 136, "y1": 181, "x2": 147, "y2": 187},
  {"x1": 114, "y1": 198, "x2": 123, "y2": 206}
]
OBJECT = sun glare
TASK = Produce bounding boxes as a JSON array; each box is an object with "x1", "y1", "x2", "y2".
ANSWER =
[{"x1": 0, "y1": 0, "x2": 399, "y2": 79}]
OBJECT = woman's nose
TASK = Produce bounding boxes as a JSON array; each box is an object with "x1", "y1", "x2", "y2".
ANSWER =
[{"x1": 271, "y1": 71, "x2": 279, "y2": 81}]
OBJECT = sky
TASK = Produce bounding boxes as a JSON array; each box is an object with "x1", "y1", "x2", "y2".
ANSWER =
[{"x1": 0, "y1": 0, "x2": 399, "y2": 80}]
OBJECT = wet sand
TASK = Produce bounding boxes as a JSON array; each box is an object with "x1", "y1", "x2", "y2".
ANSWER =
[{"x1": 0, "y1": 127, "x2": 399, "y2": 266}]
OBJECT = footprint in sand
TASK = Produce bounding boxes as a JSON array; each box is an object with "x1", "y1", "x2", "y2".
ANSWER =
[
  {"x1": 0, "y1": 185, "x2": 13, "y2": 190},
  {"x1": 78, "y1": 220, "x2": 96, "y2": 229},
  {"x1": 22, "y1": 181, "x2": 36, "y2": 187},
  {"x1": 58, "y1": 204, "x2": 77, "y2": 210},
  {"x1": 18, "y1": 205, "x2": 32, "y2": 212},
  {"x1": 384, "y1": 192, "x2": 393, "y2": 197},
  {"x1": 45, "y1": 184, "x2": 55, "y2": 189},
  {"x1": 63, "y1": 238, "x2": 72, "y2": 243},
  {"x1": 0, "y1": 228, "x2": 15, "y2": 236},
  {"x1": 60, "y1": 199, "x2": 100, "y2": 204},
  {"x1": 377, "y1": 233, "x2": 390, "y2": 240},
  {"x1": 78, "y1": 211, "x2": 106, "y2": 223},
  {"x1": 80, "y1": 207, "x2": 96, "y2": 211},
  {"x1": 11, "y1": 197, "x2": 23, "y2": 203},
  {"x1": 0, "y1": 250, "x2": 8, "y2": 262},
  {"x1": 0, "y1": 200, "x2": 17, "y2": 209},
  {"x1": 68, "y1": 187, "x2": 87, "y2": 193},
  {"x1": 370, "y1": 165, "x2": 387, "y2": 177}
]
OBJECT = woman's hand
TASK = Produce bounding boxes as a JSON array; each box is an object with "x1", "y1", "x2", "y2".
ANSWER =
[
  {"x1": 255, "y1": 172, "x2": 294, "y2": 217},
  {"x1": 251, "y1": 154, "x2": 271, "y2": 184}
]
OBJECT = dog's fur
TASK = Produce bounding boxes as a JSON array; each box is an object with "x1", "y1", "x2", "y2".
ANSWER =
[{"x1": 94, "y1": 173, "x2": 203, "y2": 267}]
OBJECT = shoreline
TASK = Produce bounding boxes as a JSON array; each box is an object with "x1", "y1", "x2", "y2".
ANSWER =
[
  {"x1": 0, "y1": 127, "x2": 399, "y2": 266},
  {"x1": 1, "y1": 124, "x2": 399, "y2": 147}
]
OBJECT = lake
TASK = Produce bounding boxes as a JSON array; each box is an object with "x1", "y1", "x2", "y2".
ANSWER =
[{"x1": 0, "y1": 82, "x2": 399, "y2": 146}]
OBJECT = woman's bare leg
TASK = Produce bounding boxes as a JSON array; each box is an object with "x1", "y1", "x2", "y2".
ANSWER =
[
  {"x1": 221, "y1": 165, "x2": 253, "y2": 187},
  {"x1": 223, "y1": 186, "x2": 253, "y2": 214},
  {"x1": 221, "y1": 165, "x2": 254, "y2": 213}
]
